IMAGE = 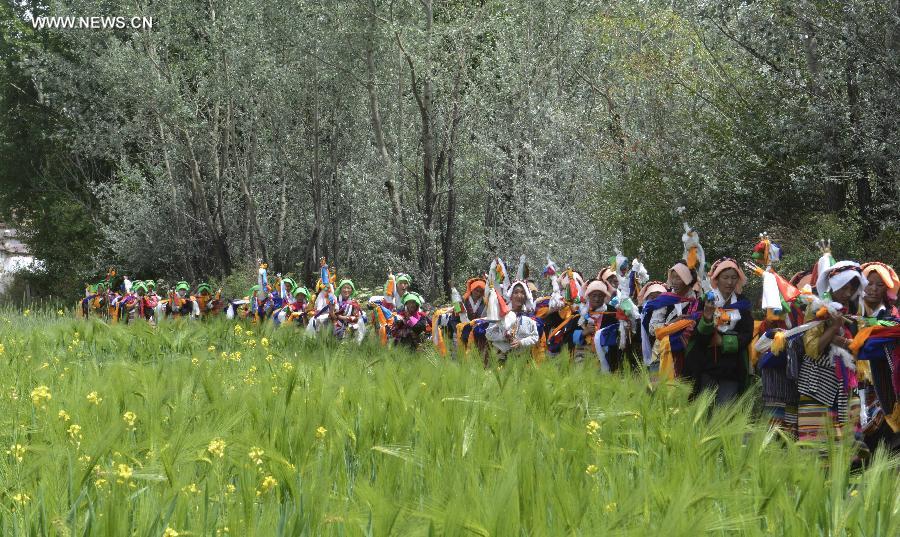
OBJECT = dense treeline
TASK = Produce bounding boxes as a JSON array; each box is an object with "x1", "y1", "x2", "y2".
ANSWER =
[{"x1": 2, "y1": 0, "x2": 898, "y2": 302}]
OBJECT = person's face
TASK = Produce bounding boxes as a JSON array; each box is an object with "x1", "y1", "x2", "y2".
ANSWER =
[
  {"x1": 511, "y1": 286, "x2": 526, "y2": 309},
  {"x1": 831, "y1": 280, "x2": 860, "y2": 307},
  {"x1": 397, "y1": 281, "x2": 409, "y2": 295},
  {"x1": 471, "y1": 287, "x2": 484, "y2": 301},
  {"x1": 588, "y1": 290, "x2": 606, "y2": 309},
  {"x1": 607, "y1": 274, "x2": 619, "y2": 289},
  {"x1": 716, "y1": 268, "x2": 740, "y2": 297},
  {"x1": 200, "y1": 290, "x2": 210, "y2": 297},
  {"x1": 405, "y1": 301, "x2": 419, "y2": 315},
  {"x1": 341, "y1": 285, "x2": 352, "y2": 299},
  {"x1": 177, "y1": 289, "x2": 187, "y2": 298},
  {"x1": 864, "y1": 272, "x2": 887, "y2": 305},
  {"x1": 669, "y1": 271, "x2": 687, "y2": 294}
]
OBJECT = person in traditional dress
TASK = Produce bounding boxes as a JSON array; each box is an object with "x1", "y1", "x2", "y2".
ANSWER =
[
  {"x1": 645, "y1": 260, "x2": 700, "y2": 377},
  {"x1": 797, "y1": 261, "x2": 867, "y2": 443},
  {"x1": 168, "y1": 281, "x2": 195, "y2": 318},
  {"x1": 391, "y1": 292, "x2": 432, "y2": 351},
  {"x1": 327, "y1": 279, "x2": 365, "y2": 342},
  {"x1": 485, "y1": 280, "x2": 539, "y2": 364},
  {"x1": 137, "y1": 281, "x2": 160, "y2": 323},
  {"x1": 194, "y1": 282, "x2": 223, "y2": 319},
  {"x1": 637, "y1": 280, "x2": 668, "y2": 372},
  {"x1": 858, "y1": 261, "x2": 900, "y2": 450},
  {"x1": 572, "y1": 278, "x2": 619, "y2": 370},
  {"x1": 683, "y1": 258, "x2": 753, "y2": 405}
]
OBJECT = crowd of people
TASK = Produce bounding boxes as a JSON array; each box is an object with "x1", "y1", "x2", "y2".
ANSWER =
[{"x1": 76, "y1": 227, "x2": 900, "y2": 453}]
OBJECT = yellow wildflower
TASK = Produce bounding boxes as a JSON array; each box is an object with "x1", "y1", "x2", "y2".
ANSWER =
[
  {"x1": 245, "y1": 338, "x2": 257, "y2": 348},
  {"x1": 225, "y1": 483, "x2": 236, "y2": 494},
  {"x1": 94, "y1": 478, "x2": 108, "y2": 488},
  {"x1": 586, "y1": 420, "x2": 600, "y2": 434},
  {"x1": 230, "y1": 351, "x2": 242, "y2": 362},
  {"x1": 7, "y1": 444, "x2": 25, "y2": 462},
  {"x1": 163, "y1": 527, "x2": 180, "y2": 537},
  {"x1": 0, "y1": 342, "x2": 5, "y2": 355},
  {"x1": 260, "y1": 337, "x2": 269, "y2": 348},
  {"x1": 585, "y1": 464, "x2": 599, "y2": 476},
  {"x1": 11, "y1": 492, "x2": 30, "y2": 505},
  {"x1": 30, "y1": 385, "x2": 52, "y2": 408},
  {"x1": 257, "y1": 475, "x2": 277, "y2": 495},
  {"x1": 234, "y1": 325, "x2": 243, "y2": 335},
  {"x1": 86, "y1": 391, "x2": 102, "y2": 405},
  {"x1": 605, "y1": 502, "x2": 617, "y2": 512},
  {"x1": 123, "y1": 411, "x2": 137, "y2": 427},
  {"x1": 245, "y1": 330, "x2": 253, "y2": 337},
  {"x1": 265, "y1": 354, "x2": 274, "y2": 362},
  {"x1": 23, "y1": 309, "x2": 30, "y2": 317},
  {"x1": 281, "y1": 361, "x2": 294, "y2": 372},
  {"x1": 191, "y1": 357, "x2": 200, "y2": 366},
  {"x1": 248, "y1": 446, "x2": 264, "y2": 465},
  {"x1": 182, "y1": 482, "x2": 200, "y2": 494},
  {"x1": 58, "y1": 409, "x2": 70, "y2": 422},
  {"x1": 315, "y1": 426, "x2": 327, "y2": 440},
  {"x1": 851, "y1": 489, "x2": 859, "y2": 498},
  {"x1": 117, "y1": 463, "x2": 133, "y2": 480},
  {"x1": 208, "y1": 345, "x2": 216, "y2": 352},
  {"x1": 208, "y1": 438, "x2": 226, "y2": 458}
]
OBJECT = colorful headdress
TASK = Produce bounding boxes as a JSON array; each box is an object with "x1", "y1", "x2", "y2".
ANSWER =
[
  {"x1": 196, "y1": 282, "x2": 212, "y2": 295},
  {"x1": 401, "y1": 292, "x2": 423, "y2": 306},
  {"x1": 817, "y1": 261, "x2": 868, "y2": 302},
  {"x1": 638, "y1": 281, "x2": 668, "y2": 305},
  {"x1": 580, "y1": 279, "x2": 611, "y2": 304},
  {"x1": 861, "y1": 262, "x2": 900, "y2": 302},
  {"x1": 668, "y1": 261, "x2": 696, "y2": 288},
  {"x1": 396, "y1": 273, "x2": 412, "y2": 285},
  {"x1": 708, "y1": 257, "x2": 747, "y2": 294},
  {"x1": 506, "y1": 280, "x2": 535, "y2": 310},
  {"x1": 337, "y1": 279, "x2": 356, "y2": 296},
  {"x1": 464, "y1": 277, "x2": 486, "y2": 300},
  {"x1": 175, "y1": 281, "x2": 190, "y2": 293}
]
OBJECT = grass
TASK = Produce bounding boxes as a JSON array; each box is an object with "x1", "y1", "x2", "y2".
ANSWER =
[{"x1": 0, "y1": 308, "x2": 898, "y2": 536}]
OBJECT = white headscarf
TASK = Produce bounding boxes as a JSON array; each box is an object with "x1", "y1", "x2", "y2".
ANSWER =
[{"x1": 816, "y1": 261, "x2": 868, "y2": 303}]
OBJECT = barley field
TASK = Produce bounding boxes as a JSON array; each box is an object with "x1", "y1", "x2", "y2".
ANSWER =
[{"x1": 0, "y1": 309, "x2": 897, "y2": 536}]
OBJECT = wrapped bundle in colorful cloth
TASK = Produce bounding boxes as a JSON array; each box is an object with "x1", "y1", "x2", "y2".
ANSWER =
[
  {"x1": 681, "y1": 222, "x2": 711, "y2": 293},
  {"x1": 366, "y1": 295, "x2": 396, "y2": 345}
]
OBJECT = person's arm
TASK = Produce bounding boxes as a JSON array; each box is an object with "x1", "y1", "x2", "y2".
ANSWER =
[{"x1": 517, "y1": 319, "x2": 539, "y2": 347}]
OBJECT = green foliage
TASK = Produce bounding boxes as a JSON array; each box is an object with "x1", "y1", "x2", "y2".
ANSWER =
[{"x1": 0, "y1": 310, "x2": 898, "y2": 535}]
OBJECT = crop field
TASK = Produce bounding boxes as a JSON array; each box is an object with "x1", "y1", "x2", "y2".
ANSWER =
[{"x1": 0, "y1": 309, "x2": 897, "y2": 536}]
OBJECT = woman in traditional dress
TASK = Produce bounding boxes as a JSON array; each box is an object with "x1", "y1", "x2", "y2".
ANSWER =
[
  {"x1": 683, "y1": 258, "x2": 753, "y2": 404},
  {"x1": 797, "y1": 262, "x2": 867, "y2": 443},
  {"x1": 485, "y1": 280, "x2": 539, "y2": 364}
]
